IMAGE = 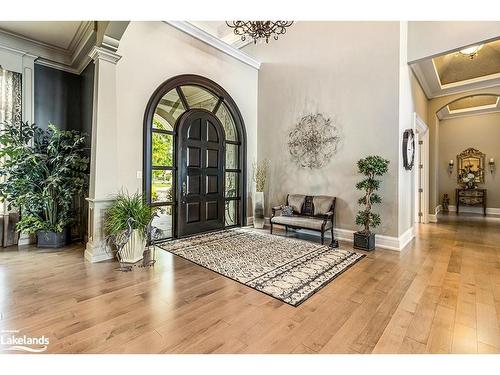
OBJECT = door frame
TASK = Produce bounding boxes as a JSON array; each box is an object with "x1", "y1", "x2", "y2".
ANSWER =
[
  {"x1": 414, "y1": 112, "x2": 429, "y2": 224},
  {"x1": 143, "y1": 74, "x2": 247, "y2": 241}
]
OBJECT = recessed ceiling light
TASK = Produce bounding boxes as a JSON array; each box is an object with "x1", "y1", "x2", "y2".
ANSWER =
[{"x1": 458, "y1": 44, "x2": 484, "y2": 59}]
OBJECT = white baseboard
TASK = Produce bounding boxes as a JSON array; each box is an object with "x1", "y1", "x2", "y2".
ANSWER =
[
  {"x1": 265, "y1": 217, "x2": 414, "y2": 251},
  {"x1": 447, "y1": 205, "x2": 500, "y2": 215},
  {"x1": 428, "y1": 205, "x2": 442, "y2": 223}
]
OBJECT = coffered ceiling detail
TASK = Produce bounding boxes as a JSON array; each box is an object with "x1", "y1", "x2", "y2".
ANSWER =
[{"x1": 411, "y1": 37, "x2": 500, "y2": 98}]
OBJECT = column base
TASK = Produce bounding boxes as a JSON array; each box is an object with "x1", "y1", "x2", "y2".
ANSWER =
[{"x1": 84, "y1": 239, "x2": 114, "y2": 263}]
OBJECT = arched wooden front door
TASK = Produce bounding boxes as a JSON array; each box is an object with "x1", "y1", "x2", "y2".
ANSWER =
[{"x1": 176, "y1": 110, "x2": 225, "y2": 236}]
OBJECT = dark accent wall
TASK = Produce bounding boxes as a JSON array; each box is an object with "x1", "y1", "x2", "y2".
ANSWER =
[
  {"x1": 34, "y1": 62, "x2": 95, "y2": 242},
  {"x1": 80, "y1": 63, "x2": 94, "y2": 148},
  {"x1": 34, "y1": 63, "x2": 94, "y2": 146}
]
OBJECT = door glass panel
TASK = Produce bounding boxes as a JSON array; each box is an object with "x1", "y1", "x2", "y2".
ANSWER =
[
  {"x1": 181, "y1": 85, "x2": 218, "y2": 111},
  {"x1": 152, "y1": 170, "x2": 173, "y2": 203},
  {"x1": 153, "y1": 89, "x2": 185, "y2": 131},
  {"x1": 225, "y1": 200, "x2": 238, "y2": 226},
  {"x1": 152, "y1": 132, "x2": 173, "y2": 167},
  {"x1": 225, "y1": 143, "x2": 238, "y2": 170},
  {"x1": 225, "y1": 172, "x2": 239, "y2": 198},
  {"x1": 215, "y1": 102, "x2": 238, "y2": 141},
  {"x1": 152, "y1": 205, "x2": 173, "y2": 239}
]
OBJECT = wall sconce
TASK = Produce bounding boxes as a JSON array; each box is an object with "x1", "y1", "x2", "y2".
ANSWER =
[
  {"x1": 448, "y1": 159, "x2": 454, "y2": 174},
  {"x1": 489, "y1": 158, "x2": 495, "y2": 173}
]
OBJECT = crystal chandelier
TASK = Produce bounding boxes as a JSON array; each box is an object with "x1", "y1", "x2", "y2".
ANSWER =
[{"x1": 226, "y1": 21, "x2": 293, "y2": 44}]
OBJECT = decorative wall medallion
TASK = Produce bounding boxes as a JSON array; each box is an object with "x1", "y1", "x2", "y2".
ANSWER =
[{"x1": 288, "y1": 113, "x2": 339, "y2": 169}]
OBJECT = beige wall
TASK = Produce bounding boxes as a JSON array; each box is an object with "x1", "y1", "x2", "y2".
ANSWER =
[
  {"x1": 115, "y1": 22, "x2": 258, "y2": 216},
  {"x1": 245, "y1": 21, "x2": 401, "y2": 237},
  {"x1": 439, "y1": 112, "x2": 500, "y2": 208},
  {"x1": 427, "y1": 86, "x2": 500, "y2": 212},
  {"x1": 411, "y1": 71, "x2": 428, "y2": 120}
]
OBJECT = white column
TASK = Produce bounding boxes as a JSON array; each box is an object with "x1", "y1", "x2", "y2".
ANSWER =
[{"x1": 84, "y1": 46, "x2": 122, "y2": 263}]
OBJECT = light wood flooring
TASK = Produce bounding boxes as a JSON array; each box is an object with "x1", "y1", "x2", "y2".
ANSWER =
[{"x1": 0, "y1": 213, "x2": 499, "y2": 354}]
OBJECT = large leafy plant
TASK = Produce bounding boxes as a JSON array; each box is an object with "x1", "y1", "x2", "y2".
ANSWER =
[
  {"x1": 355, "y1": 155, "x2": 390, "y2": 234},
  {"x1": 0, "y1": 122, "x2": 89, "y2": 234},
  {"x1": 104, "y1": 191, "x2": 156, "y2": 239}
]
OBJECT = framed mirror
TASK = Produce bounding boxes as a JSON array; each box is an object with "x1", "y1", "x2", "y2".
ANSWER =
[{"x1": 457, "y1": 147, "x2": 485, "y2": 184}]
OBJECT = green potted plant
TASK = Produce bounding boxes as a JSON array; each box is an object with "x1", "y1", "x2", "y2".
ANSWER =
[
  {"x1": 104, "y1": 191, "x2": 156, "y2": 263},
  {"x1": 0, "y1": 122, "x2": 89, "y2": 248},
  {"x1": 354, "y1": 155, "x2": 389, "y2": 251}
]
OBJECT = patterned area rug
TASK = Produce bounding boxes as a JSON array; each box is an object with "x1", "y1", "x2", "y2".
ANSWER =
[{"x1": 158, "y1": 228, "x2": 365, "y2": 306}]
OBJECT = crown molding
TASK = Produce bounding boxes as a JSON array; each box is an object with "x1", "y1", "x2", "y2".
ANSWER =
[
  {"x1": 0, "y1": 21, "x2": 96, "y2": 75},
  {"x1": 164, "y1": 21, "x2": 261, "y2": 70}
]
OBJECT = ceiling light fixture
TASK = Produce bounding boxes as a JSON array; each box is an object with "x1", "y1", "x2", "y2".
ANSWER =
[
  {"x1": 458, "y1": 44, "x2": 484, "y2": 59},
  {"x1": 226, "y1": 21, "x2": 293, "y2": 44}
]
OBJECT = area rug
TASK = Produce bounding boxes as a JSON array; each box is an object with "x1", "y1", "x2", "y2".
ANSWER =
[{"x1": 158, "y1": 228, "x2": 365, "y2": 306}]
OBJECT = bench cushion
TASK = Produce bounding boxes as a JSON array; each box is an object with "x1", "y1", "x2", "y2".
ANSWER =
[
  {"x1": 313, "y1": 195, "x2": 335, "y2": 216},
  {"x1": 287, "y1": 194, "x2": 305, "y2": 214},
  {"x1": 271, "y1": 215, "x2": 332, "y2": 230}
]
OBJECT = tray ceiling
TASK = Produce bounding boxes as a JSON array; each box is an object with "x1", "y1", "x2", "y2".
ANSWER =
[
  {"x1": 433, "y1": 39, "x2": 500, "y2": 85},
  {"x1": 437, "y1": 94, "x2": 500, "y2": 120},
  {"x1": 410, "y1": 37, "x2": 500, "y2": 98}
]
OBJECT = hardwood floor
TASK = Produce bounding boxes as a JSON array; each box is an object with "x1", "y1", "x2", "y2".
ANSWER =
[{"x1": 0, "y1": 214, "x2": 499, "y2": 354}]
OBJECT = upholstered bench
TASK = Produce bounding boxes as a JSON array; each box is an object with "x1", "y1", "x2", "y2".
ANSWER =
[{"x1": 270, "y1": 194, "x2": 338, "y2": 247}]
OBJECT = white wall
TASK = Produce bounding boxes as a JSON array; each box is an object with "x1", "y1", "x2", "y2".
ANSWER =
[
  {"x1": 398, "y1": 22, "x2": 415, "y2": 237},
  {"x1": 115, "y1": 22, "x2": 258, "y2": 214},
  {"x1": 408, "y1": 21, "x2": 500, "y2": 62},
  {"x1": 245, "y1": 21, "x2": 401, "y2": 237}
]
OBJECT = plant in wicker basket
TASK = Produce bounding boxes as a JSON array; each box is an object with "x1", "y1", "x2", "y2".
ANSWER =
[{"x1": 354, "y1": 155, "x2": 389, "y2": 250}]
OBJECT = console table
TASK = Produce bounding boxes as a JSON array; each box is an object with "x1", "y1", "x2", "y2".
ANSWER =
[{"x1": 456, "y1": 188, "x2": 487, "y2": 215}]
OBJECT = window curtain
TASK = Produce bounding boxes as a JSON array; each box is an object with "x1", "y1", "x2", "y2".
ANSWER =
[{"x1": 0, "y1": 67, "x2": 22, "y2": 247}]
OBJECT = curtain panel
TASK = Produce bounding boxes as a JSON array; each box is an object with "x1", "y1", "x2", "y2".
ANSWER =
[{"x1": 0, "y1": 67, "x2": 22, "y2": 247}]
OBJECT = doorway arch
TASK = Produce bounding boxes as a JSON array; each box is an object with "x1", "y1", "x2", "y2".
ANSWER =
[
  {"x1": 430, "y1": 93, "x2": 500, "y2": 222},
  {"x1": 143, "y1": 74, "x2": 247, "y2": 241}
]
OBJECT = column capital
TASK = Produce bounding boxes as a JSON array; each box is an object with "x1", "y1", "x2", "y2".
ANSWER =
[{"x1": 89, "y1": 46, "x2": 122, "y2": 64}]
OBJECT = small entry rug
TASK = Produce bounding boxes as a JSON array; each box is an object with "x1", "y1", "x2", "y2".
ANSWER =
[{"x1": 158, "y1": 228, "x2": 365, "y2": 306}]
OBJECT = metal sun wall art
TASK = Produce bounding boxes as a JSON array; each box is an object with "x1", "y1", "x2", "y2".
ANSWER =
[{"x1": 288, "y1": 113, "x2": 340, "y2": 169}]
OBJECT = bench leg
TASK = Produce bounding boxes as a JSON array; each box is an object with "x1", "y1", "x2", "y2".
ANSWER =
[
  {"x1": 270, "y1": 222, "x2": 273, "y2": 234},
  {"x1": 330, "y1": 225, "x2": 339, "y2": 248},
  {"x1": 285, "y1": 226, "x2": 288, "y2": 233},
  {"x1": 321, "y1": 229, "x2": 324, "y2": 245}
]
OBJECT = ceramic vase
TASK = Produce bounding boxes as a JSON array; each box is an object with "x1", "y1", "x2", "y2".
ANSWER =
[{"x1": 120, "y1": 229, "x2": 146, "y2": 263}]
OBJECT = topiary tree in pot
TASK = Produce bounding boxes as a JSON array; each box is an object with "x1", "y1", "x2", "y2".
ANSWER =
[
  {"x1": 354, "y1": 155, "x2": 389, "y2": 251},
  {"x1": 0, "y1": 122, "x2": 89, "y2": 248}
]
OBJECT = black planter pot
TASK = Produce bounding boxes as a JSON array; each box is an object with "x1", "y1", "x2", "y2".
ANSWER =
[
  {"x1": 353, "y1": 231, "x2": 375, "y2": 251},
  {"x1": 36, "y1": 228, "x2": 69, "y2": 248}
]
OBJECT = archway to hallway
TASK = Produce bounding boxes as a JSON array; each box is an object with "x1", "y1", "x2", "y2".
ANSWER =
[
  {"x1": 143, "y1": 74, "x2": 247, "y2": 241},
  {"x1": 433, "y1": 93, "x2": 500, "y2": 224}
]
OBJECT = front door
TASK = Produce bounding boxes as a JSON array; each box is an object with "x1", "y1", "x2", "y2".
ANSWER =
[{"x1": 177, "y1": 110, "x2": 225, "y2": 237}]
